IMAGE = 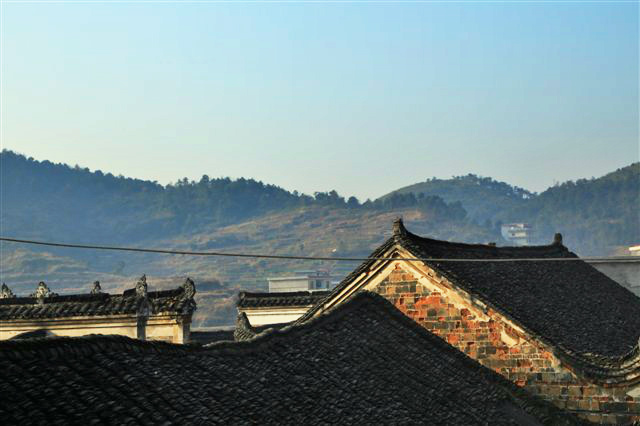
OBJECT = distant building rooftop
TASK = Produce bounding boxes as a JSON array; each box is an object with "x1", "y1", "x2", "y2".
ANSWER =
[
  {"x1": 237, "y1": 290, "x2": 330, "y2": 327},
  {"x1": 500, "y1": 223, "x2": 533, "y2": 246},
  {"x1": 267, "y1": 270, "x2": 332, "y2": 293},
  {"x1": 0, "y1": 276, "x2": 197, "y2": 344}
]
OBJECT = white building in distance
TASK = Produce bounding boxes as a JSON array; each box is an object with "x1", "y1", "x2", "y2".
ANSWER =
[
  {"x1": 501, "y1": 223, "x2": 532, "y2": 246},
  {"x1": 267, "y1": 270, "x2": 332, "y2": 293}
]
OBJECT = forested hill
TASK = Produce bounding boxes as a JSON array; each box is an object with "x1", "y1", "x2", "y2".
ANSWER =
[
  {"x1": 380, "y1": 163, "x2": 640, "y2": 255},
  {"x1": 1, "y1": 150, "x2": 304, "y2": 243},
  {"x1": 499, "y1": 163, "x2": 639, "y2": 254},
  {"x1": 381, "y1": 174, "x2": 535, "y2": 223},
  {"x1": 0, "y1": 150, "x2": 475, "y2": 245},
  {"x1": 2, "y1": 150, "x2": 638, "y2": 255},
  {"x1": 1, "y1": 150, "x2": 637, "y2": 326}
]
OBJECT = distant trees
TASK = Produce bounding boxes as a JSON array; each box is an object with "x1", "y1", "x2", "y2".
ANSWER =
[
  {"x1": 495, "y1": 163, "x2": 640, "y2": 254},
  {"x1": 1, "y1": 149, "x2": 475, "y2": 244},
  {"x1": 1, "y1": 149, "x2": 637, "y2": 255},
  {"x1": 385, "y1": 174, "x2": 535, "y2": 223},
  {"x1": 346, "y1": 196, "x2": 360, "y2": 209},
  {"x1": 360, "y1": 165, "x2": 640, "y2": 255}
]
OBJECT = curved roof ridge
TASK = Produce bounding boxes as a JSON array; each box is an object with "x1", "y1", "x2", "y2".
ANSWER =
[
  {"x1": 394, "y1": 219, "x2": 640, "y2": 360},
  {"x1": 302, "y1": 219, "x2": 639, "y2": 360},
  {"x1": 237, "y1": 290, "x2": 331, "y2": 309},
  {"x1": 393, "y1": 217, "x2": 573, "y2": 257},
  {"x1": 0, "y1": 292, "x2": 111, "y2": 306},
  {"x1": 0, "y1": 277, "x2": 197, "y2": 320},
  {"x1": 294, "y1": 237, "x2": 397, "y2": 324},
  {"x1": 239, "y1": 290, "x2": 329, "y2": 299}
]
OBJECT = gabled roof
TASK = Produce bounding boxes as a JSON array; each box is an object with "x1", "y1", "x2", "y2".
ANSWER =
[
  {"x1": 237, "y1": 290, "x2": 330, "y2": 308},
  {"x1": 0, "y1": 292, "x2": 587, "y2": 426},
  {"x1": 0, "y1": 276, "x2": 196, "y2": 320},
  {"x1": 301, "y1": 219, "x2": 640, "y2": 361}
]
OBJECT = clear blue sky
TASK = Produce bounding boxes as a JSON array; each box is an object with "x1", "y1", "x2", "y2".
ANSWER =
[{"x1": 2, "y1": 1, "x2": 638, "y2": 200}]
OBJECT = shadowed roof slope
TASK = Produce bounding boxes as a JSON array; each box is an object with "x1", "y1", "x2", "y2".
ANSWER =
[
  {"x1": 0, "y1": 292, "x2": 587, "y2": 426},
  {"x1": 303, "y1": 219, "x2": 640, "y2": 359}
]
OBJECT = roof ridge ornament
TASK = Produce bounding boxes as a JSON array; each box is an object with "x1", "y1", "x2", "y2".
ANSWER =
[
  {"x1": 234, "y1": 312, "x2": 257, "y2": 341},
  {"x1": 553, "y1": 233, "x2": 563, "y2": 246},
  {"x1": 392, "y1": 217, "x2": 407, "y2": 242},
  {"x1": 135, "y1": 275, "x2": 148, "y2": 299},
  {"x1": 1, "y1": 283, "x2": 15, "y2": 299},
  {"x1": 90, "y1": 281, "x2": 102, "y2": 294},
  {"x1": 182, "y1": 277, "x2": 196, "y2": 300},
  {"x1": 30, "y1": 281, "x2": 58, "y2": 303}
]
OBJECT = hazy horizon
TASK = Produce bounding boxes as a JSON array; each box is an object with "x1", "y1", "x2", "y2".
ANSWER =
[{"x1": 2, "y1": 2, "x2": 638, "y2": 200}]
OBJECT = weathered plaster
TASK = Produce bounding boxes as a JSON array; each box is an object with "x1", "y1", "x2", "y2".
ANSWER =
[{"x1": 0, "y1": 313, "x2": 191, "y2": 344}]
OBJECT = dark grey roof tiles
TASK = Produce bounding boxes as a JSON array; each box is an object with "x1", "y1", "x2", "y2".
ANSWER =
[
  {"x1": 0, "y1": 277, "x2": 197, "y2": 320},
  {"x1": 233, "y1": 312, "x2": 259, "y2": 342},
  {"x1": 0, "y1": 292, "x2": 588, "y2": 426},
  {"x1": 190, "y1": 329, "x2": 235, "y2": 345},
  {"x1": 301, "y1": 219, "x2": 640, "y2": 360},
  {"x1": 237, "y1": 290, "x2": 330, "y2": 308},
  {"x1": 233, "y1": 312, "x2": 289, "y2": 342},
  {"x1": 393, "y1": 220, "x2": 640, "y2": 358}
]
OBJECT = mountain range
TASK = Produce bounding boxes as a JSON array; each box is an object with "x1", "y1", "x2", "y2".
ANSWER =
[{"x1": 1, "y1": 150, "x2": 638, "y2": 326}]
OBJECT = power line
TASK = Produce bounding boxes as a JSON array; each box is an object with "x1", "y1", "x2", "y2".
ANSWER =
[{"x1": 1, "y1": 237, "x2": 638, "y2": 264}]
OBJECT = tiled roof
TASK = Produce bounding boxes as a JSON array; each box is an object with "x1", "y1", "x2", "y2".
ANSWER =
[
  {"x1": 237, "y1": 290, "x2": 330, "y2": 308},
  {"x1": 301, "y1": 219, "x2": 640, "y2": 360},
  {"x1": 0, "y1": 292, "x2": 588, "y2": 426},
  {"x1": 190, "y1": 329, "x2": 235, "y2": 345},
  {"x1": 0, "y1": 276, "x2": 197, "y2": 320},
  {"x1": 233, "y1": 312, "x2": 289, "y2": 342}
]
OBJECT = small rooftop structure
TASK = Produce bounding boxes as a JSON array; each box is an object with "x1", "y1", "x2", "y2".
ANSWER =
[
  {"x1": 0, "y1": 275, "x2": 197, "y2": 344},
  {"x1": 267, "y1": 270, "x2": 332, "y2": 293},
  {"x1": 500, "y1": 223, "x2": 532, "y2": 246},
  {"x1": 237, "y1": 290, "x2": 329, "y2": 327}
]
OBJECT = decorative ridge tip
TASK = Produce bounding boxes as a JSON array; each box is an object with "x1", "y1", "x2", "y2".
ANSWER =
[
  {"x1": 30, "y1": 281, "x2": 58, "y2": 302},
  {"x1": 135, "y1": 274, "x2": 148, "y2": 299},
  {"x1": 182, "y1": 277, "x2": 196, "y2": 299},
  {"x1": 1, "y1": 283, "x2": 15, "y2": 299},
  {"x1": 553, "y1": 233, "x2": 563, "y2": 246},
  {"x1": 392, "y1": 217, "x2": 407, "y2": 241},
  {"x1": 237, "y1": 311, "x2": 251, "y2": 327},
  {"x1": 234, "y1": 311, "x2": 257, "y2": 341}
]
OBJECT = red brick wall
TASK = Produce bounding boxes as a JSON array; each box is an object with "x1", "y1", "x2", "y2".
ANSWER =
[{"x1": 370, "y1": 265, "x2": 639, "y2": 425}]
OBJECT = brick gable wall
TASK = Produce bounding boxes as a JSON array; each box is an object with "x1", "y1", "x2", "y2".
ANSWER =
[{"x1": 368, "y1": 264, "x2": 640, "y2": 425}]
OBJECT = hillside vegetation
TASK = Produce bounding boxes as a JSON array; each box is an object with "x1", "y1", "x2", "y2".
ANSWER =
[
  {"x1": 1, "y1": 150, "x2": 471, "y2": 244},
  {"x1": 1, "y1": 150, "x2": 638, "y2": 325},
  {"x1": 498, "y1": 164, "x2": 639, "y2": 254},
  {"x1": 383, "y1": 164, "x2": 639, "y2": 254},
  {"x1": 383, "y1": 174, "x2": 534, "y2": 223}
]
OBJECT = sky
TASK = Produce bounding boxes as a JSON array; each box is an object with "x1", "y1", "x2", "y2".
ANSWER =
[{"x1": 1, "y1": 1, "x2": 638, "y2": 201}]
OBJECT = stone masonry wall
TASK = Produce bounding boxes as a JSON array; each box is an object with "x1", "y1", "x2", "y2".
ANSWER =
[{"x1": 369, "y1": 265, "x2": 640, "y2": 425}]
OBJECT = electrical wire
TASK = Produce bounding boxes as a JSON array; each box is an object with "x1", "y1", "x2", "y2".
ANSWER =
[{"x1": 1, "y1": 237, "x2": 638, "y2": 264}]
